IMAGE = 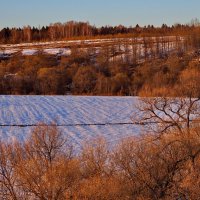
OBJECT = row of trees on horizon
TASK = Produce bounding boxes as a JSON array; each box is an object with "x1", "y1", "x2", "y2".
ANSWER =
[{"x1": 1, "y1": 19, "x2": 200, "y2": 44}]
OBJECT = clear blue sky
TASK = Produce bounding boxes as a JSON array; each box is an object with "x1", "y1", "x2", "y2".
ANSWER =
[{"x1": 0, "y1": 0, "x2": 199, "y2": 29}]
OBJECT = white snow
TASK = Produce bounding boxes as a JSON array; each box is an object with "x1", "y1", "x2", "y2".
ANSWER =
[
  {"x1": 0, "y1": 96, "x2": 141, "y2": 149},
  {"x1": 0, "y1": 36, "x2": 183, "y2": 49},
  {"x1": 43, "y1": 48, "x2": 71, "y2": 56},
  {"x1": 0, "y1": 36, "x2": 184, "y2": 59},
  {"x1": 21, "y1": 49, "x2": 38, "y2": 56},
  {"x1": 0, "y1": 47, "x2": 71, "y2": 57}
]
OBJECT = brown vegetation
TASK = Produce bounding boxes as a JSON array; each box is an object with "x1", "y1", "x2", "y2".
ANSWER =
[
  {"x1": 1, "y1": 32, "x2": 200, "y2": 96},
  {"x1": 1, "y1": 19, "x2": 200, "y2": 44},
  {"x1": 1, "y1": 95, "x2": 200, "y2": 199}
]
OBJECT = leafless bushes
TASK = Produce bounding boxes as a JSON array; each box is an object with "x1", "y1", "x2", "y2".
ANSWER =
[
  {"x1": 0, "y1": 125, "x2": 199, "y2": 199},
  {"x1": 1, "y1": 107, "x2": 200, "y2": 199}
]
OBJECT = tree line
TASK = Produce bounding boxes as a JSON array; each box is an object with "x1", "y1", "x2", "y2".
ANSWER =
[{"x1": 1, "y1": 20, "x2": 200, "y2": 44}]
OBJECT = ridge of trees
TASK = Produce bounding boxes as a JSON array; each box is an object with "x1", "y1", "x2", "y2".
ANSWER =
[{"x1": 1, "y1": 19, "x2": 200, "y2": 44}]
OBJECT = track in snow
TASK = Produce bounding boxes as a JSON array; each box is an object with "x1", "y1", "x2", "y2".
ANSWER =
[{"x1": 0, "y1": 96, "x2": 141, "y2": 149}]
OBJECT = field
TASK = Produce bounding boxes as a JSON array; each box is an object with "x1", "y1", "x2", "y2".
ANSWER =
[
  {"x1": 0, "y1": 36, "x2": 182, "y2": 60},
  {"x1": 0, "y1": 96, "x2": 141, "y2": 149}
]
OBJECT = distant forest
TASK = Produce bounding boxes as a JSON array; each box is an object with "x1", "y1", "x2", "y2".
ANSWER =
[{"x1": 1, "y1": 19, "x2": 200, "y2": 43}]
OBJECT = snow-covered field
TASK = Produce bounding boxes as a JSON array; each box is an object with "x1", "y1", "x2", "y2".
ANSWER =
[
  {"x1": 0, "y1": 36, "x2": 184, "y2": 58},
  {"x1": 0, "y1": 47, "x2": 72, "y2": 57},
  {"x1": 0, "y1": 96, "x2": 141, "y2": 149}
]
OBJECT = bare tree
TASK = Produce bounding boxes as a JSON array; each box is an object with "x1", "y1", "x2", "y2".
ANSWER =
[
  {"x1": 76, "y1": 138, "x2": 120, "y2": 200},
  {"x1": 81, "y1": 138, "x2": 111, "y2": 177},
  {"x1": 113, "y1": 127, "x2": 200, "y2": 200},
  {"x1": 15, "y1": 124, "x2": 79, "y2": 200},
  {"x1": 0, "y1": 143, "x2": 19, "y2": 200},
  {"x1": 23, "y1": 26, "x2": 32, "y2": 42},
  {"x1": 133, "y1": 97, "x2": 200, "y2": 135}
]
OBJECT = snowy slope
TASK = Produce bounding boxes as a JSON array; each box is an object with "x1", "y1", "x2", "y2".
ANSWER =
[
  {"x1": 0, "y1": 96, "x2": 141, "y2": 149},
  {"x1": 0, "y1": 36, "x2": 183, "y2": 58}
]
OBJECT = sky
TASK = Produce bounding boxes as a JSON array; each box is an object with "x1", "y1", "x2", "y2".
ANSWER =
[{"x1": 0, "y1": 0, "x2": 200, "y2": 29}]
